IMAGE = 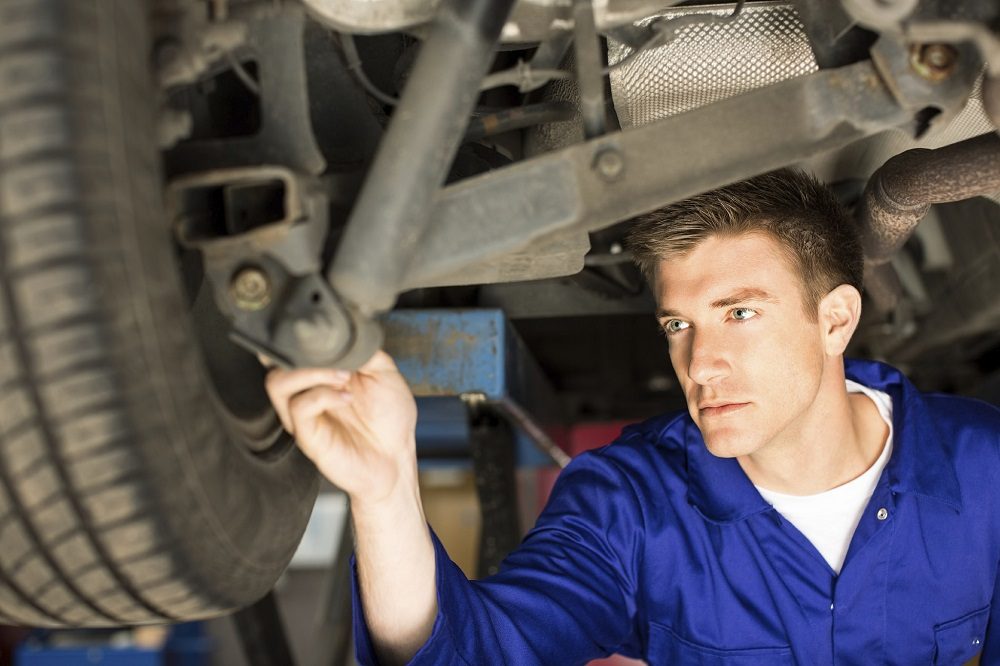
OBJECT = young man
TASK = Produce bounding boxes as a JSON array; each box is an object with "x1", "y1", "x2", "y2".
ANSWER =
[{"x1": 264, "y1": 169, "x2": 1000, "y2": 665}]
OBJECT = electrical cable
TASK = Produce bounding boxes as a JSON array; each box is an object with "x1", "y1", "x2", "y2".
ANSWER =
[
  {"x1": 479, "y1": 61, "x2": 573, "y2": 93},
  {"x1": 339, "y1": 33, "x2": 400, "y2": 106},
  {"x1": 464, "y1": 101, "x2": 577, "y2": 141},
  {"x1": 225, "y1": 51, "x2": 260, "y2": 96}
]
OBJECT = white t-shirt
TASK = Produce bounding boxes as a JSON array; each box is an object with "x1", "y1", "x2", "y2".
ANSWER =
[{"x1": 754, "y1": 380, "x2": 893, "y2": 574}]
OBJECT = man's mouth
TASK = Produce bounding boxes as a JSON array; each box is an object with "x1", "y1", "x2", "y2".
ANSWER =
[{"x1": 698, "y1": 402, "x2": 750, "y2": 417}]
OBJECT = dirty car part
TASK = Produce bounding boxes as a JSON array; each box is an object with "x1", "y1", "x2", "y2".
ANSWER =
[
  {"x1": 2, "y1": 0, "x2": 1000, "y2": 632},
  {"x1": 401, "y1": 60, "x2": 912, "y2": 290},
  {"x1": 861, "y1": 133, "x2": 1000, "y2": 265},
  {"x1": 327, "y1": 0, "x2": 518, "y2": 315},
  {"x1": 169, "y1": 166, "x2": 381, "y2": 369}
]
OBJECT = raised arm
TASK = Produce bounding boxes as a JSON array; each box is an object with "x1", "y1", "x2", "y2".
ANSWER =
[
  {"x1": 264, "y1": 351, "x2": 435, "y2": 665},
  {"x1": 265, "y1": 351, "x2": 642, "y2": 665}
]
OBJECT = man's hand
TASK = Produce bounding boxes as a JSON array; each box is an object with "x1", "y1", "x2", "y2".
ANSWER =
[
  {"x1": 264, "y1": 350, "x2": 437, "y2": 664},
  {"x1": 263, "y1": 349, "x2": 418, "y2": 505}
]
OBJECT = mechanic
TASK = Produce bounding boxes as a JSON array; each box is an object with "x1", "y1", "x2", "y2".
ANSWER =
[{"x1": 264, "y1": 168, "x2": 1000, "y2": 665}]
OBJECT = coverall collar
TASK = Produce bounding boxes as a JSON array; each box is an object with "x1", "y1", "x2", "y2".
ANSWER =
[{"x1": 684, "y1": 358, "x2": 962, "y2": 524}]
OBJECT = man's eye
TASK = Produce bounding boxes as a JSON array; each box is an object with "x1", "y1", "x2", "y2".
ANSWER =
[
  {"x1": 731, "y1": 308, "x2": 758, "y2": 321},
  {"x1": 664, "y1": 320, "x2": 690, "y2": 334}
]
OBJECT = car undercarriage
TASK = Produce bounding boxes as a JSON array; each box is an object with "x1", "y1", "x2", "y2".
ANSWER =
[{"x1": 0, "y1": 0, "x2": 998, "y2": 633}]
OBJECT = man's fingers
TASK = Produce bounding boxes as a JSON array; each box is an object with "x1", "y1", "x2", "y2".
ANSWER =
[
  {"x1": 265, "y1": 367, "x2": 352, "y2": 431},
  {"x1": 359, "y1": 349, "x2": 400, "y2": 374},
  {"x1": 287, "y1": 386, "x2": 354, "y2": 454},
  {"x1": 267, "y1": 367, "x2": 352, "y2": 398}
]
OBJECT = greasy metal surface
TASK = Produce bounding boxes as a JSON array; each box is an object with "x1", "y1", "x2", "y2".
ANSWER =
[
  {"x1": 861, "y1": 133, "x2": 1000, "y2": 264},
  {"x1": 402, "y1": 60, "x2": 910, "y2": 288},
  {"x1": 607, "y1": 2, "x2": 817, "y2": 127}
]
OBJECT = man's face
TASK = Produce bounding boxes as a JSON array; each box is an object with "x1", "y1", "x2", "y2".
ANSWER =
[{"x1": 654, "y1": 233, "x2": 827, "y2": 459}]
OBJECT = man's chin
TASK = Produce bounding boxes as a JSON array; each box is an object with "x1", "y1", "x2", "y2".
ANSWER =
[{"x1": 700, "y1": 428, "x2": 762, "y2": 459}]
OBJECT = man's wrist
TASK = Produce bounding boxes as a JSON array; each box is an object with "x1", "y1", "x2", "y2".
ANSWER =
[{"x1": 349, "y1": 454, "x2": 423, "y2": 522}]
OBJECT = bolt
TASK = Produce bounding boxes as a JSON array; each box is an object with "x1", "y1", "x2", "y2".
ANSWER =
[
  {"x1": 910, "y1": 44, "x2": 958, "y2": 82},
  {"x1": 229, "y1": 266, "x2": 271, "y2": 311},
  {"x1": 594, "y1": 148, "x2": 625, "y2": 181}
]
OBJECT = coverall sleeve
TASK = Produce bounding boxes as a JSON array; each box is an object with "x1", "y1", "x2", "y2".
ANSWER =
[
  {"x1": 980, "y1": 429, "x2": 1000, "y2": 662},
  {"x1": 352, "y1": 450, "x2": 644, "y2": 665}
]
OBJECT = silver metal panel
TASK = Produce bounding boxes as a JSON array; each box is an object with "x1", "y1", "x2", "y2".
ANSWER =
[{"x1": 607, "y1": 2, "x2": 818, "y2": 127}]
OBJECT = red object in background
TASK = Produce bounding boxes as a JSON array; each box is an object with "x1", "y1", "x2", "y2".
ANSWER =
[
  {"x1": 536, "y1": 421, "x2": 647, "y2": 666},
  {"x1": 537, "y1": 421, "x2": 633, "y2": 508}
]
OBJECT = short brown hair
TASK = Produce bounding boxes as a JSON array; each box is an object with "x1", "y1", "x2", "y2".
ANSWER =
[{"x1": 625, "y1": 168, "x2": 863, "y2": 316}]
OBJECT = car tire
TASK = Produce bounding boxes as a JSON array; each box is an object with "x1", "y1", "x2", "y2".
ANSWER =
[{"x1": 0, "y1": 0, "x2": 318, "y2": 627}]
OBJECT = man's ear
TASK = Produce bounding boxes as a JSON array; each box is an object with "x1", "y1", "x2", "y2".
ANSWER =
[{"x1": 818, "y1": 284, "x2": 862, "y2": 356}]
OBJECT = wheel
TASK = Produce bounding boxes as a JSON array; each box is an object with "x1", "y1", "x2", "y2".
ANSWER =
[{"x1": 0, "y1": 0, "x2": 318, "y2": 626}]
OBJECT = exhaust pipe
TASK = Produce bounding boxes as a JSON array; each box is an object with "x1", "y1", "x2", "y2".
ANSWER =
[{"x1": 859, "y1": 132, "x2": 1000, "y2": 312}]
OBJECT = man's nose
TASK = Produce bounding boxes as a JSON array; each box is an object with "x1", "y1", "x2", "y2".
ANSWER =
[{"x1": 686, "y1": 331, "x2": 730, "y2": 386}]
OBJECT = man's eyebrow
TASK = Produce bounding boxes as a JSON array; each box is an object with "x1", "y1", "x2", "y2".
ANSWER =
[
  {"x1": 656, "y1": 287, "x2": 778, "y2": 320},
  {"x1": 655, "y1": 308, "x2": 680, "y2": 320},
  {"x1": 710, "y1": 287, "x2": 778, "y2": 309}
]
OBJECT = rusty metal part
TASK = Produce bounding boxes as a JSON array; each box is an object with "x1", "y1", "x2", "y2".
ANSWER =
[
  {"x1": 909, "y1": 43, "x2": 958, "y2": 82},
  {"x1": 860, "y1": 132, "x2": 1000, "y2": 265}
]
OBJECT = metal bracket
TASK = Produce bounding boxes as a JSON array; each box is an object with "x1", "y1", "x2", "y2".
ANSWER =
[
  {"x1": 162, "y1": 5, "x2": 326, "y2": 176},
  {"x1": 168, "y1": 166, "x2": 380, "y2": 369}
]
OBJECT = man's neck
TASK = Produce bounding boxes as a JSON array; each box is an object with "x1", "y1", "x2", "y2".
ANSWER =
[{"x1": 737, "y1": 363, "x2": 889, "y2": 496}]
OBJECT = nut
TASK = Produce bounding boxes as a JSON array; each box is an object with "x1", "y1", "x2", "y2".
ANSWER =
[
  {"x1": 910, "y1": 43, "x2": 958, "y2": 82},
  {"x1": 229, "y1": 266, "x2": 271, "y2": 311},
  {"x1": 594, "y1": 148, "x2": 625, "y2": 181}
]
